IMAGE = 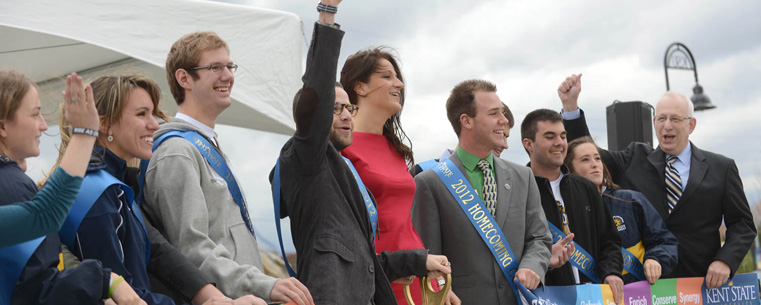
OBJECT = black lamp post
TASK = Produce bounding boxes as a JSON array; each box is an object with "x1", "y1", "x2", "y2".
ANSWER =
[{"x1": 663, "y1": 42, "x2": 716, "y2": 110}]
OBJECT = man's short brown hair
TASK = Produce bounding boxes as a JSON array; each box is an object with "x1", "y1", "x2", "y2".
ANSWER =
[
  {"x1": 446, "y1": 79, "x2": 497, "y2": 137},
  {"x1": 165, "y1": 31, "x2": 229, "y2": 105},
  {"x1": 520, "y1": 108, "x2": 563, "y2": 142}
]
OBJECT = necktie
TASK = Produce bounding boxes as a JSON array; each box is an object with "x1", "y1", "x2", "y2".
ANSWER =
[
  {"x1": 477, "y1": 160, "x2": 497, "y2": 216},
  {"x1": 665, "y1": 156, "x2": 682, "y2": 213},
  {"x1": 556, "y1": 201, "x2": 571, "y2": 235}
]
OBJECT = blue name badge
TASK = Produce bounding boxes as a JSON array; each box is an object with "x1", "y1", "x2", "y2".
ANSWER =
[
  {"x1": 547, "y1": 222, "x2": 601, "y2": 283},
  {"x1": 432, "y1": 159, "x2": 521, "y2": 304}
]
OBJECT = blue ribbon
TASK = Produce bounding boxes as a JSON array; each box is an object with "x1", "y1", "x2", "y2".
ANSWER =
[
  {"x1": 621, "y1": 247, "x2": 645, "y2": 281},
  {"x1": 432, "y1": 159, "x2": 521, "y2": 304},
  {"x1": 271, "y1": 160, "x2": 297, "y2": 277},
  {"x1": 0, "y1": 237, "x2": 44, "y2": 305},
  {"x1": 271, "y1": 156, "x2": 379, "y2": 277},
  {"x1": 341, "y1": 156, "x2": 378, "y2": 241},
  {"x1": 60, "y1": 170, "x2": 151, "y2": 266},
  {"x1": 547, "y1": 222, "x2": 601, "y2": 283},
  {"x1": 416, "y1": 159, "x2": 439, "y2": 173},
  {"x1": 140, "y1": 131, "x2": 256, "y2": 237}
]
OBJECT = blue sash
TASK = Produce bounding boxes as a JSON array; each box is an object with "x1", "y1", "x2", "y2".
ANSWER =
[
  {"x1": 547, "y1": 222, "x2": 601, "y2": 283},
  {"x1": 341, "y1": 156, "x2": 378, "y2": 240},
  {"x1": 622, "y1": 247, "x2": 645, "y2": 281},
  {"x1": 0, "y1": 237, "x2": 44, "y2": 305},
  {"x1": 432, "y1": 159, "x2": 521, "y2": 304},
  {"x1": 271, "y1": 156, "x2": 379, "y2": 277},
  {"x1": 60, "y1": 170, "x2": 151, "y2": 266},
  {"x1": 271, "y1": 160, "x2": 296, "y2": 277},
  {"x1": 416, "y1": 159, "x2": 439, "y2": 173},
  {"x1": 140, "y1": 131, "x2": 256, "y2": 237}
]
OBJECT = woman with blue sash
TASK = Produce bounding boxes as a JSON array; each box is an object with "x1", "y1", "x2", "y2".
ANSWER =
[
  {"x1": 47, "y1": 75, "x2": 263, "y2": 305},
  {"x1": 565, "y1": 136, "x2": 678, "y2": 284},
  {"x1": 0, "y1": 70, "x2": 145, "y2": 305}
]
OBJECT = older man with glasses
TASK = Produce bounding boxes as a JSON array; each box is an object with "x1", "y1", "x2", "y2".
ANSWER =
[{"x1": 557, "y1": 74, "x2": 756, "y2": 288}]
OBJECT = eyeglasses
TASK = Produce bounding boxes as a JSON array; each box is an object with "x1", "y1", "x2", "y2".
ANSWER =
[
  {"x1": 188, "y1": 63, "x2": 238, "y2": 73},
  {"x1": 334, "y1": 103, "x2": 359, "y2": 116},
  {"x1": 655, "y1": 115, "x2": 692, "y2": 124}
]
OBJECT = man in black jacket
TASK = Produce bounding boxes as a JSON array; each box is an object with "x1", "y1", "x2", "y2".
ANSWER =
[
  {"x1": 271, "y1": 2, "x2": 452, "y2": 304},
  {"x1": 521, "y1": 109, "x2": 623, "y2": 303},
  {"x1": 557, "y1": 74, "x2": 756, "y2": 288}
]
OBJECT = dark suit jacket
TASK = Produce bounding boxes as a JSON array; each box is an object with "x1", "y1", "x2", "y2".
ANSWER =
[
  {"x1": 412, "y1": 153, "x2": 552, "y2": 305},
  {"x1": 272, "y1": 23, "x2": 427, "y2": 305},
  {"x1": 564, "y1": 110, "x2": 756, "y2": 278}
]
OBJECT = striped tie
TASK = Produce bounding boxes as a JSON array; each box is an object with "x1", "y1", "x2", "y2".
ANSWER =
[
  {"x1": 665, "y1": 156, "x2": 682, "y2": 213},
  {"x1": 477, "y1": 160, "x2": 497, "y2": 216}
]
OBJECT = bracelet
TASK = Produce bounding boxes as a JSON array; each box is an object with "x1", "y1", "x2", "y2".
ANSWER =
[
  {"x1": 108, "y1": 275, "x2": 125, "y2": 298},
  {"x1": 316, "y1": 2, "x2": 337, "y2": 14},
  {"x1": 72, "y1": 127, "x2": 99, "y2": 137}
]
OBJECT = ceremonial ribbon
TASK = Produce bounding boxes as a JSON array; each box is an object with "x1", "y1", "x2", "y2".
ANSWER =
[
  {"x1": 547, "y1": 222, "x2": 601, "y2": 283},
  {"x1": 140, "y1": 131, "x2": 256, "y2": 237},
  {"x1": 433, "y1": 159, "x2": 521, "y2": 304},
  {"x1": 0, "y1": 237, "x2": 44, "y2": 305},
  {"x1": 60, "y1": 170, "x2": 151, "y2": 266},
  {"x1": 271, "y1": 156, "x2": 378, "y2": 277}
]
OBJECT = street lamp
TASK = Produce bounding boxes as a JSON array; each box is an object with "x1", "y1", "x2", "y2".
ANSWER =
[{"x1": 663, "y1": 42, "x2": 716, "y2": 110}]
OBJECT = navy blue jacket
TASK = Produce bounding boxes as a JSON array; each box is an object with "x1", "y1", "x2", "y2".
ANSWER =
[
  {"x1": 602, "y1": 188, "x2": 678, "y2": 283},
  {"x1": 0, "y1": 156, "x2": 111, "y2": 305},
  {"x1": 71, "y1": 147, "x2": 173, "y2": 305}
]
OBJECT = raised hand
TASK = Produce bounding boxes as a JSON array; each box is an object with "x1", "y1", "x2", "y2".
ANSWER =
[
  {"x1": 549, "y1": 233, "x2": 575, "y2": 268},
  {"x1": 557, "y1": 74, "x2": 582, "y2": 112},
  {"x1": 62, "y1": 72, "x2": 99, "y2": 132}
]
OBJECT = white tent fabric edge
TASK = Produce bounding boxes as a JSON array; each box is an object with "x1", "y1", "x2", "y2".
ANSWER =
[{"x1": 0, "y1": 0, "x2": 301, "y2": 135}]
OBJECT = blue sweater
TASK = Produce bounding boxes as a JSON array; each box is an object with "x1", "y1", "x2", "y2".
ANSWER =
[
  {"x1": 0, "y1": 155, "x2": 111, "y2": 305},
  {"x1": 0, "y1": 155, "x2": 82, "y2": 247},
  {"x1": 70, "y1": 147, "x2": 173, "y2": 305}
]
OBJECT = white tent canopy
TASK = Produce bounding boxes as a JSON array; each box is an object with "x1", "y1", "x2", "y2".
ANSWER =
[{"x1": 0, "y1": 0, "x2": 302, "y2": 135}]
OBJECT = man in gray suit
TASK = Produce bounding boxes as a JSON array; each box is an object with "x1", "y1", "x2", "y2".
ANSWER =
[{"x1": 412, "y1": 79, "x2": 552, "y2": 305}]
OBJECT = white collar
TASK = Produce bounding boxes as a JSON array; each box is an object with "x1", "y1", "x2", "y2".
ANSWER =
[{"x1": 175, "y1": 112, "x2": 218, "y2": 146}]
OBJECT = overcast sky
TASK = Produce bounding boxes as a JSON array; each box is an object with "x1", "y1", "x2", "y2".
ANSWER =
[{"x1": 26, "y1": 0, "x2": 761, "y2": 252}]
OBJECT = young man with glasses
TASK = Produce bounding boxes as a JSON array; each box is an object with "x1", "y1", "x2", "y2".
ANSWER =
[
  {"x1": 141, "y1": 31, "x2": 312, "y2": 304},
  {"x1": 271, "y1": 2, "x2": 453, "y2": 304},
  {"x1": 558, "y1": 74, "x2": 755, "y2": 288}
]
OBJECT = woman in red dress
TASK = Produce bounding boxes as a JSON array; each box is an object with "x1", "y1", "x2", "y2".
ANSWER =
[{"x1": 339, "y1": 47, "x2": 429, "y2": 305}]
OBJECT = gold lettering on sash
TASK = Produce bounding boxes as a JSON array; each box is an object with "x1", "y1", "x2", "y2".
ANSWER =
[
  {"x1": 194, "y1": 136, "x2": 221, "y2": 167},
  {"x1": 437, "y1": 162, "x2": 454, "y2": 177}
]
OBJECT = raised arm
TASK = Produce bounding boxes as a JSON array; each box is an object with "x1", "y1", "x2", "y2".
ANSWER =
[
  {"x1": 0, "y1": 72, "x2": 99, "y2": 247},
  {"x1": 291, "y1": 0, "x2": 345, "y2": 170}
]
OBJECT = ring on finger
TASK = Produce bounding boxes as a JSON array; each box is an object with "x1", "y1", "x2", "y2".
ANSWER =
[
  {"x1": 71, "y1": 98, "x2": 77, "y2": 103},
  {"x1": 444, "y1": 262, "x2": 451, "y2": 266}
]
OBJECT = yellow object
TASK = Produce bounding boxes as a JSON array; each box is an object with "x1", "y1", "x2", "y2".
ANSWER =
[
  {"x1": 109, "y1": 275, "x2": 125, "y2": 298},
  {"x1": 403, "y1": 274, "x2": 452, "y2": 305},
  {"x1": 57, "y1": 252, "x2": 64, "y2": 271}
]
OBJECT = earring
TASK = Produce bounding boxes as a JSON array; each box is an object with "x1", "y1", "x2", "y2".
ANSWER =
[{"x1": 107, "y1": 135, "x2": 113, "y2": 142}]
